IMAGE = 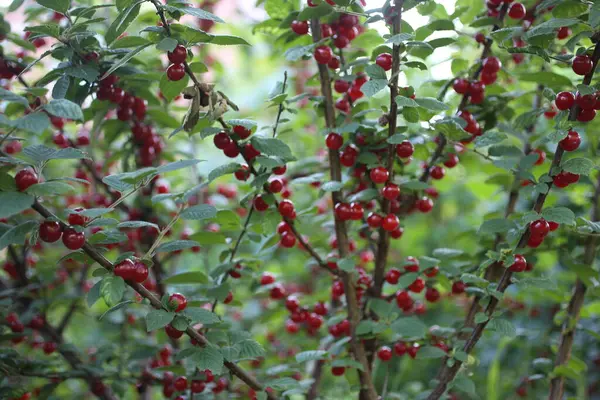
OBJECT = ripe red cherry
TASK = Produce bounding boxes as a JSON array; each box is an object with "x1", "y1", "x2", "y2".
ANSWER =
[
  {"x1": 385, "y1": 268, "x2": 401, "y2": 284},
  {"x1": 260, "y1": 272, "x2": 275, "y2": 285},
  {"x1": 408, "y1": 277, "x2": 425, "y2": 293},
  {"x1": 396, "y1": 141, "x2": 414, "y2": 158},
  {"x1": 549, "y1": 221, "x2": 559, "y2": 231},
  {"x1": 404, "y1": 256, "x2": 419, "y2": 272},
  {"x1": 416, "y1": 197, "x2": 433, "y2": 213},
  {"x1": 559, "y1": 131, "x2": 581, "y2": 152},
  {"x1": 169, "y1": 293, "x2": 187, "y2": 312},
  {"x1": 314, "y1": 301, "x2": 327, "y2": 315},
  {"x1": 314, "y1": 45, "x2": 333, "y2": 64},
  {"x1": 430, "y1": 165, "x2": 445, "y2": 180},
  {"x1": 39, "y1": 221, "x2": 62, "y2": 243},
  {"x1": 508, "y1": 2, "x2": 525, "y2": 19},
  {"x1": 254, "y1": 195, "x2": 269, "y2": 212},
  {"x1": 335, "y1": 97, "x2": 350, "y2": 114},
  {"x1": 213, "y1": 132, "x2": 231, "y2": 149},
  {"x1": 114, "y1": 259, "x2": 135, "y2": 280},
  {"x1": 395, "y1": 290, "x2": 413, "y2": 310},
  {"x1": 268, "y1": 179, "x2": 283, "y2": 193},
  {"x1": 577, "y1": 108, "x2": 596, "y2": 122},
  {"x1": 234, "y1": 165, "x2": 250, "y2": 181},
  {"x1": 480, "y1": 70, "x2": 497, "y2": 85},
  {"x1": 334, "y1": 202, "x2": 352, "y2": 221},
  {"x1": 273, "y1": 165, "x2": 287, "y2": 175},
  {"x1": 328, "y1": 56, "x2": 341, "y2": 69},
  {"x1": 233, "y1": 125, "x2": 252, "y2": 139},
  {"x1": 285, "y1": 295, "x2": 299, "y2": 312},
  {"x1": 191, "y1": 380, "x2": 206, "y2": 393},
  {"x1": 394, "y1": 342, "x2": 407, "y2": 356},
  {"x1": 174, "y1": 376, "x2": 187, "y2": 391},
  {"x1": 166, "y1": 63, "x2": 186, "y2": 81},
  {"x1": 333, "y1": 35, "x2": 350, "y2": 49},
  {"x1": 367, "y1": 212, "x2": 383, "y2": 228},
  {"x1": 165, "y1": 324, "x2": 184, "y2": 339},
  {"x1": 370, "y1": 167, "x2": 389, "y2": 184},
  {"x1": 377, "y1": 346, "x2": 393, "y2": 361},
  {"x1": 334, "y1": 80, "x2": 350, "y2": 94},
  {"x1": 375, "y1": 53, "x2": 393, "y2": 71},
  {"x1": 382, "y1": 183, "x2": 400, "y2": 200},
  {"x1": 475, "y1": 32, "x2": 486, "y2": 43},
  {"x1": 290, "y1": 20, "x2": 309, "y2": 35},
  {"x1": 425, "y1": 287, "x2": 440, "y2": 302},
  {"x1": 530, "y1": 219, "x2": 550, "y2": 239},
  {"x1": 557, "y1": 26, "x2": 571, "y2": 40},
  {"x1": 15, "y1": 169, "x2": 38, "y2": 191},
  {"x1": 444, "y1": 153, "x2": 459, "y2": 168},
  {"x1": 62, "y1": 228, "x2": 85, "y2": 250},
  {"x1": 482, "y1": 56, "x2": 501, "y2": 73},
  {"x1": 509, "y1": 254, "x2": 527, "y2": 272},
  {"x1": 280, "y1": 232, "x2": 296, "y2": 248},
  {"x1": 452, "y1": 281, "x2": 466, "y2": 294},
  {"x1": 350, "y1": 202, "x2": 364, "y2": 220},
  {"x1": 43, "y1": 342, "x2": 58, "y2": 354},
  {"x1": 4, "y1": 140, "x2": 22, "y2": 154},
  {"x1": 532, "y1": 149, "x2": 546, "y2": 165},
  {"x1": 68, "y1": 208, "x2": 88, "y2": 226},
  {"x1": 285, "y1": 320, "x2": 299, "y2": 333},
  {"x1": 270, "y1": 283, "x2": 286, "y2": 299},
  {"x1": 575, "y1": 92, "x2": 596, "y2": 110},
  {"x1": 278, "y1": 199, "x2": 295, "y2": 218},
  {"x1": 325, "y1": 132, "x2": 343, "y2": 150},
  {"x1": 572, "y1": 55, "x2": 594, "y2": 76},
  {"x1": 382, "y1": 214, "x2": 399, "y2": 232},
  {"x1": 555, "y1": 91, "x2": 575, "y2": 110},
  {"x1": 133, "y1": 261, "x2": 149, "y2": 283},
  {"x1": 453, "y1": 78, "x2": 470, "y2": 94},
  {"x1": 331, "y1": 366, "x2": 346, "y2": 376}
]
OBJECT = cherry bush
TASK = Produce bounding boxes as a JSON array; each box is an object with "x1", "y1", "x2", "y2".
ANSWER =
[{"x1": 1, "y1": 0, "x2": 600, "y2": 399}]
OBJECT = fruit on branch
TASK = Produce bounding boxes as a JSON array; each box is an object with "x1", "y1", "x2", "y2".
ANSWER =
[
  {"x1": 39, "y1": 221, "x2": 63, "y2": 243},
  {"x1": 15, "y1": 169, "x2": 38, "y2": 192},
  {"x1": 61, "y1": 228, "x2": 85, "y2": 250},
  {"x1": 377, "y1": 346, "x2": 393, "y2": 361},
  {"x1": 559, "y1": 131, "x2": 581, "y2": 152},
  {"x1": 169, "y1": 293, "x2": 188, "y2": 312},
  {"x1": 314, "y1": 46, "x2": 333, "y2": 65},
  {"x1": 165, "y1": 324, "x2": 184, "y2": 339},
  {"x1": 509, "y1": 254, "x2": 527, "y2": 273},
  {"x1": 325, "y1": 132, "x2": 343, "y2": 150},
  {"x1": 370, "y1": 166, "x2": 389, "y2": 184},
  {"x1": 555, "y1": 91, "x2": 574, "y2": 110},
  {"x1": 572, "y1": 54, "x2": 594, "y2": 76},
  {"x1": 168, "y1": 45, "x2": 188, "y2": 64},
  {"x1": 167, "y1": 63, "x2": 186, "y2": 81},
  {"x1": 375, "y1": 53, "x2": 393, "y2": 71},
  {"x1": 507, "y1": 2, "x2": 526, "y2": 19}
]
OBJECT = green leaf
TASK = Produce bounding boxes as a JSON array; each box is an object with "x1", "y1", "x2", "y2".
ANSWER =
[
  {"x1": 401, "y1": 180, "x2": 429, "y2": 190},
  {"x1": 208, "y1": 163, "x2": 241, "y2": 182},
  {"x1": 321, "y1": 181, "x2": 344, "y2": 192},
  {"x1": 110, "y1": 35, "x2": 151, "y2": 49},
  {"x1": 99, "y1": 300, "x2": 133, "y2": 320},
  {"x1": 52, "y1": 75, "x2": 70, "y2": 99},
  {"x1": 188, "y1": 62, "x2": 208, "y2": 73},
  {"x1": 209, "y1": 35, "x2": 250, "y2": 46},
  {"x1": 386, "y1": 32, "x2": 414, "y2": 44},
  {"x1": 396, "y1": 95, "x2": 419, "y2": 107},
  {"x1": 0, "y1": 192, "x2": 35, "y2": 219},
  {"x1": 552, "y1": 1, "x2": 589, "y2": 18},
  {"x1": 156, "y1": 37, "x2": 179, "y2": 51},
  {"x1": 474, "y1": 131, "x2": 507, "y2": 147},
  {"x1": 284, "y1": 43, "x2": 316, "y2": 62},
  {"x1": 100, "y1": 276, "x2": 126, "y2": 307},
  {"x1": 116, "y1": 221, "x2": 159, "y2": 230},
  {"x1": 403, "y1": 107, "x2": 419, "y2": 123},
  {"x1": 0, "y1": 221, "x2": 38, "y2": 251},
  {"x1": 87, "y1": 280, "x2": 102, "y2": 307},
  {"x1": 23, "y1": 145, "x2": 89, "y2": 163},
  {"x1": 181, "y1": 204, "x2": 217, "y2": 220},
  {"x1": 297, "y1": 1, "x2": 331, "y2": 20},
  {"x1": 159, "y1": 72, "x2": 189, "y2": 102},
  {"x1": 331, "y1": 358, "x2": 364, "y2": 370},
  {"x1": 236, "y1": 339, "x2": 266, "y2": 359},
  {"x1": 417, "y1": 346, "x2": 447, "y2": 359},
  {"x1": 360, "y1": 79, "x2": 387, "y2": 97},
  {"x1": 561, "y1": 158, "x2": 594, "y2": 176},
  {"x1": 100, "y1": 43, "x2": 152, "y2": 80},
  {"x1": 13, "y1": 113, "x2": 50, "y2": 134},
  {"x1": 25, "y1": 181, "x2": 76, "y2": 196},
  {"x1": 591, "y1": 1, "x2": 600, "y2": 29},
  {"x1": 265, "y1": 0, "x2": 297, "y2": 18},
  {"x1": 391, "y1": 316, "x2": 427, "y2": 338},
  {"x1": 365, "y1": 64, "x2": 387, "y2": 80},
  {"x1": 183, "y1": 308, "x2": 220, "y2": 324},
  {"x1": 163, "y1": 271, "x2": 208, "y2": 285},
  {"x1": 541, "y1": 207, "x2": 575, "y2": 225},
  {"x1": 105, "y1": 2, "x2": 142, "y2": 45},
  {"x1": 432, "y1": 248, "x2": 463, "y2": 258},
  {"x1": 189, "y1": 231, "x2": 226, "y2": 245},
  {"x1": 0, "y1": 88, "x2": 29, "y2": 106},
  {"x1": 155, "y1": 240, "x2": 202, "y2": 253},
  {"x1": 189, "y1": 345, "x2": 224, "y2": 374},
  {"x1": 479, "y1": 218, "x2": 517, "y2": 234},
  {"x1": 517, "y1": 71, "x2": 572, "y2": 90},
  {"x1": 488, "y1": 318, "x2": 517, "y2": 338},
  {"x1": 415, "y1": 97, "x2": 449, "y2": 111},
  {"x1": 36, "y1": 0, "x2": 70, "y2": 13},
  {"x1": 145, "y1": 309, "x2": 175, "y2": 332},
  {"x1": 44, "y1": 99, "x2": 84, "y2": 121},
  {"x1": 250, "y1": 137, "x2": 295, "y2": 162},
  {"x1": 165, "y1": 5, "x2": 224, "y2": 23},
  {"x1": 295, "y1": 350, "x2": 328, "y2": 363}
]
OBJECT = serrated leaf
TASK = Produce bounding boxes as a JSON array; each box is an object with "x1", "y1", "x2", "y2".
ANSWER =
[
  {"x1": 155, "y1": 240, "x2": 202, "y2": 253},
  {"x1": 208, "y1": 163, "x2": 241, "y2": 182},
  {"x1": 541, "y1": 207, "x2": 575, "y2": 225},
  {"x1": 415, "y1": 97, "x2": 449, "y2": 111},
  {"x1": 561, "y1": 158, "x2": 594, "y2": 176},
  {"x1": 0, "y1": 221, "x2": 38, "y2": 251},
  {"x1": 145, "y1": 309, "x2": 175, "y2": 331},
  {"x1": 44, "y1": 99, "x2": 84, "y2": 120},
  {"x1": 183, "y1": 308, "x2": 220, "y2": 324},
  {"x1": 250, "y1": 136, "x2": 295, "y2": 162},
  {"x1": 100, "y1": 276, "x2": 125, "y2": 307},
  {"x1": 479, "y1": 218, "x2": 516, "y2": 234},
  {"x1": 391, "y1": 316, "x2": 427, "y2": 338},
  {"x1": 417, "y1": 346, "x2": 447, "y2": 359},
  {"x1": 181, "y1": 204, "x2": 217, "y2": 220},
  {"x1": 25, "y1": 181, "x2": 76, "y2": 196},
  {"x1": 189, "y1": 345, "x2": 224, "y2": 374},
  {"x1": 163, "y1": 271, "x2": 208, "y2": 285},
  {"x1": 0, "y1": 192, "x2": 35, "y2": 219},
  {"x1": 488, "y1": 318, "x2": 516, "y2": 338},
  {"x1": 295, "y1": 350, "x2": 328, "y2": 363},
  {"x1": 116, "y1": 221, "x2": 159, "y2": 230},
  {"x1": 105, "y1": 2, "x2": 142, "y2": 45}
]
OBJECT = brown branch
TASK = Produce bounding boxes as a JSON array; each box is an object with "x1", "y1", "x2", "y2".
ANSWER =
[
  {"x1": 427, "y1": 40, "x2": 600, "y2": 400},
  {"x1": 548, "y1": 173, "x2": 600, "y2": 399},
  {"x1": 309, "y1": 16, "x2": 378, "y2": 400},
  {"x1": 30, "y1": 200, "x2": 276, "y2": 400}
]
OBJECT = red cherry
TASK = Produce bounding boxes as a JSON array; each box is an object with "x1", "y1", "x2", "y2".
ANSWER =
[
  {"x1": 555, "y1": 91, "x2": 574, "y2": 110},
  {"x1": 166, "y1": 63, "x2": 186, "y2": 81},
  {"x1": 280, "y1": 232, "x2": 296, "y2": 248},
  {"x1": 333, "y1": 35, "x2": 350, "y2": 49},
  {"x1": 480, "y1": 70, "x2": 497, "y2": 85},
  {"x1": 444, "y1": 153, "x2": 459, "y2": 168},
  {"x1": 278, "y1": 199, "x2": 295, "y2": 218},
  {"x1": 15, "y1": 169, "x2": 38, "y2": 191},
  {"x1": 291, "y1": 20, "x2": 309, "y2": 35},
  {"x1": 169, "y1": 293, "x2": 187, "y2": 312},
  {"x1": 331, "y1": 366, "x2": 345, "y2": 376},
  {"x1": 350, "y1": 202, "x2": 364, "y2": 220},
  {"x1": 325, "y1": 132, "x2": 344, "y2": 150},
  {"x1": 394, "y1": 342, "x2": 407, "y2": 356},
  {"x1": 314, "y1": 46, "x2": 333, "y2": 64},
  {"x1": 285, "y1": 296, "x2": 299, "y2": 312},
  {"x1": 314, "y1": 302, "x2": 327, "y2": 315},
  {"x1": 286, "y1": 320, "x2": 299, "y2": 333},
  {"x1": 43, "y1": 341, "x2": 58, "y2": 354},
  {"x1": 508, "y1": 2, "x2": 525, "y2": 19},
  {"x1": 328, "y1": 56, "x2": 341, "y2": 70},
  {"x1": 308, "y1": 312, "x2": 323, "y2": 329},
  {"x1": 453, "y1": 78, "x2": 470, "y2": 94},
  {"x1": 270, "y1": 283, "x2": 286, "y2": 299},
  {"x1": 335, "y1": 97, "x2": 350, "y2": 114},
  {"x1": 385, "y1": 268, "x2": 401, "y2": 284},
  {"x1": 408, "y1": 277, "x2": 425, "y2": 293},
  {"x1": 233, "y1": 125, "x2": 252, "y2": 139},
  {"x1": 62, "y1": 228, "x2": 85, "y2": 250},
  {"x1": 367, "y1": 212, "x2": 383, "y2": 228},
  {"x1": 572, "y1": 55, "x2": 593, "y2": 76},
  {"x1": 234, "y1": 165, "x2": 250, "y2": 181},
  {"x1": 509, "y1": 254, "x2": 527, "y2": 272},
  {"x1": 416, "y1": 197, "x2": 433, "y2": 213},
  {"x1": 404, "y1": 256, "x2": 419, "y2": 272},
  {"x1": 334, "y1": 80, "x2": 350, "y2": 94},
  {"x1": 530, "y1": 219, "x2": 550, "y2": 239},
  {"x1": 191, "y1": 381, "x2": 206, "y2": 393},
  {"x1": 254, "y1": 195, "x2": 269, "y2": 212},
  {"x1": 273, "y1": 165, "x2": 287, "y2": 175},
  {"x1": 133, "y1": 261, "x2": 149, "y2": 283},
  {"x1": 396, "y1": 141, "x2": 414, "y2": 158},
  {"x1": 377, "y1": 346, "x2": 393, "y2": 361},
  {"x1": 577, "y1": 108, "x2": 596, "y2": 122},
  {"x1": 213, "y1": 132, "x2": 231, "y2": 149},
  {"x1": 575, "y1": 92, "x2": 596, "y2": 110},
  {"x1": 370, "y1": 167, "x2": 389, "y2": 184},
  {"x1": 67, "y1": 208, "x2": 88, "y2": 226},
  {"x1": 430, "y1": 165, "x2": 445, "y2": 180},
  {"x1": 452, "y1": 281, "x2": 466, "y2": 294},
  {"x1": 482, "y1": 56, "x2": 501, "y2": 73},
  {"x1": 260, "y1": 272, "x2": 275, "y2": 286},
  {"x1": 174, "y1": 376, "x2": 187, "y2": 391},
  {"x1": 548, "y1": 221, "x2": 559, "y2": 231},
  {"x1": 4, "y1": 140, "x2": 22, "y2": 154},
  {"x1": 559, "y1": 130, "x2": 581, "y2": 152},
  {"x1": 39, "y1": 221, "x2": 62, "y2": 243},
  {"x1": 395, "y1": 290, "x2": 413, "y2": 310},
  {"x1": 375, "y1": 53, "x2": 393, "y2": 71},
  {"x1": 475, "y1": 32, "x2": 486, "y2": 43},
  {"x1": 382, "y1": 183, "x2": 400, "y2": 200},
  {"x1": 425, "y1": 287, "x2": 440, "y2": 302},
  {"x1": 382, "y1": 214, "x2": 399, "y2": 232},
  {"x1": 334, "y1": 202, "x2": 352, "y2": 221},
  {"x1": 532, "y1": 149, "x2": 546, "y2": 165}
]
